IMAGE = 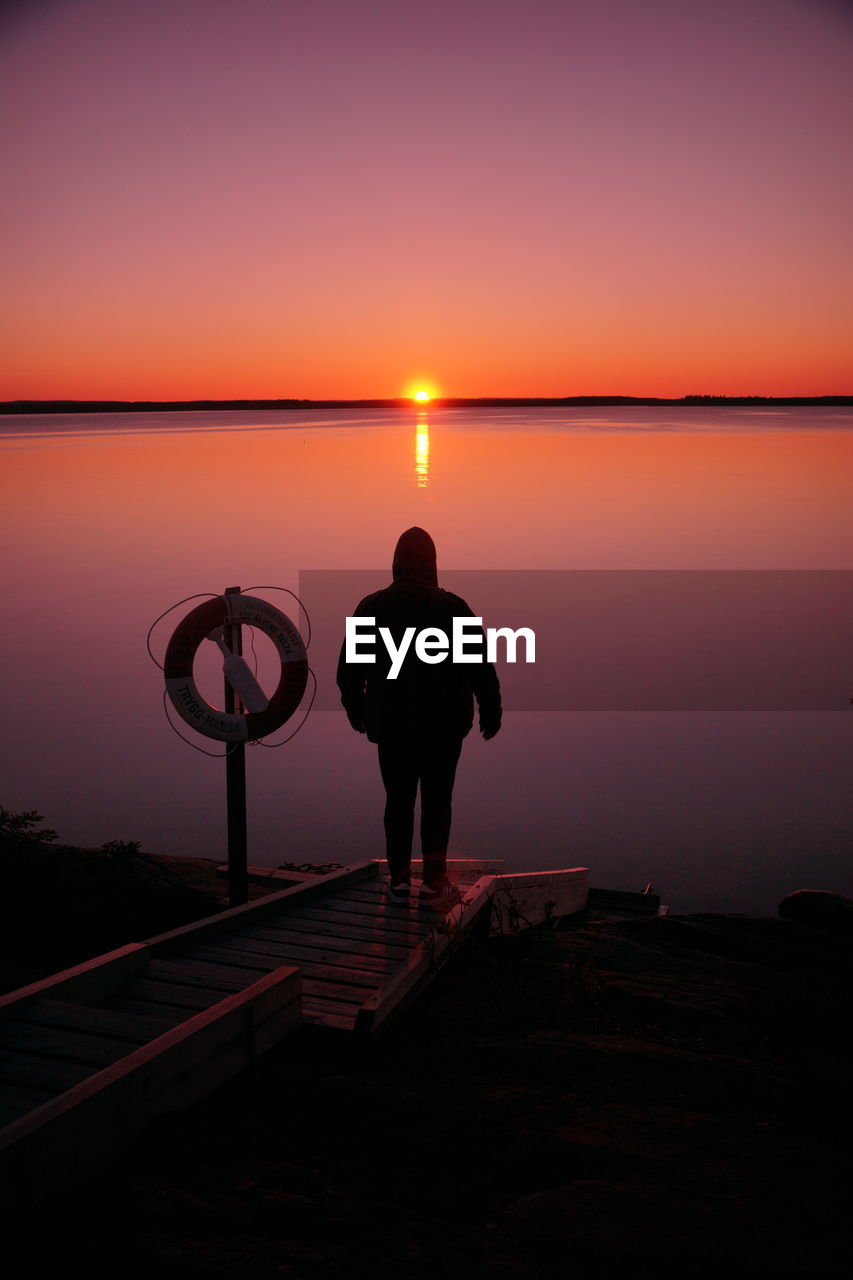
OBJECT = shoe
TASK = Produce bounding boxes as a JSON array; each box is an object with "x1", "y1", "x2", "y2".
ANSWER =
[
  {"x1": 419, "y1": 880, "x2": 461, "y2": 910},
  {"x1": 387, "y1": 881, "x2": 412, "y2": 904}
]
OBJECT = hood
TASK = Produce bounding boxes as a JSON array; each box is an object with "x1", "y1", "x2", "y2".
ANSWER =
[{"x1": 392, "y1": 527, "x2": 438, "y2": 586}]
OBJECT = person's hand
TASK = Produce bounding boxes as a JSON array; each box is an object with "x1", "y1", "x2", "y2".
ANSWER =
[
  {"x1": 480, "y1": 721, "x2": 500, "y2": 740},
  {"x1": 347, "y1": 713, "x2": 367, "y2": 734}
]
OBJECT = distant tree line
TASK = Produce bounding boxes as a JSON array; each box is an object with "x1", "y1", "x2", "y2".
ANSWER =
[{"x1": 2, "y1": 394, "x2": 851, "y2": 414}]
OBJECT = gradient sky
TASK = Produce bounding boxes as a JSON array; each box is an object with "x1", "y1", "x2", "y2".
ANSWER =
[{"x1": 2, "y1": 0, "x2": 851, "y2": 399}]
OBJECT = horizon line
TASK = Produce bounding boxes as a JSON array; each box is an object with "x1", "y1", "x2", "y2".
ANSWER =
[{"x1": 2, "y1": 393, "x2": 852, "y2": 414}]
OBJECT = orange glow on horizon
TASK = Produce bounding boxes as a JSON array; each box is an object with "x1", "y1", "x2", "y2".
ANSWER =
[
  {"x1": 2, "y1": 309, "x2": 850, "y2": 401},
  {"x1": 1, "y1": 3, "x2": 851, "y2": 403}
]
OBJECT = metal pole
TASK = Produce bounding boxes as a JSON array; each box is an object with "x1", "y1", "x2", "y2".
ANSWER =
[{"x1": 224, "y1": 585, "x2": 248, "y2": 906}]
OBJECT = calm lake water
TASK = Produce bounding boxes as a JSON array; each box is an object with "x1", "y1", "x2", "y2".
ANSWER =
[{"x1": 2, "y1": 406, "x2": 851, "y2": 913}]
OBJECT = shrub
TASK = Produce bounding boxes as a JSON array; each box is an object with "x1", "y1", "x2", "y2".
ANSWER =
[{"x1": 0, "y1": 806, "x2": 57, "y2": 845}]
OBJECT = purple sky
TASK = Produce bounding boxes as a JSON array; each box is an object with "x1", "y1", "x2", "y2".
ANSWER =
[{"x1": 2, "y1": 0, "x2": 851, "y2": 397}]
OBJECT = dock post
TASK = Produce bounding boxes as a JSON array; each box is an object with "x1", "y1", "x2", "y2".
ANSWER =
[{"x1": 224, "y1": 585, "x2": 248, "y2": 906}]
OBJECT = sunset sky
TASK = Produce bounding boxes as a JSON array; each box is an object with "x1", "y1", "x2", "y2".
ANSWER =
[{"x1": 1, "y1": 0, "x2": 851, "y2": 400}]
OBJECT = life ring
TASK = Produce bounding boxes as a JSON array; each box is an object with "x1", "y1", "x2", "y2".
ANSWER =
[{"x1": 164, "y1": 594, "x2": 308, "y2": 742}]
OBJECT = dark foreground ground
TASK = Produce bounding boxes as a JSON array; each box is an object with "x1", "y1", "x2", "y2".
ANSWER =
[{"x1": 3, "y1": 842, "x2": 853, "y2": 1279}]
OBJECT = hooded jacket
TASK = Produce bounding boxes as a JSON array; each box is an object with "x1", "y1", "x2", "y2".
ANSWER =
[{"x1": 336, "y1": 527, "x2": 502, "y2": 743}]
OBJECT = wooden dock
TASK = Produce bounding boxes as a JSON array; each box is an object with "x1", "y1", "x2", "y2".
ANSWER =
[{"x1": 3, "y1": 857, "x2": 549, "y2": 1221}]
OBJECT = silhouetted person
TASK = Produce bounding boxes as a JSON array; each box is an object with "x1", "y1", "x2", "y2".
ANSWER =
[{"x1": 337, "y1": 527, "x2": 501, "y2": 908}]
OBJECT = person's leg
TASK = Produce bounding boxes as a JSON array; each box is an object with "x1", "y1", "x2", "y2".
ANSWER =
[
  {"x1": 377, "y1": 738, "x2": 419, "y2": 884},
  {"x1": 418, "y1": 735, "x2": 464, "y2": 888}
]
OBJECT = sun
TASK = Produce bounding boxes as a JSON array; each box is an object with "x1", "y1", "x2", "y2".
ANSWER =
[{"x1": 404, "y1": 379, "x2": 440, "y2": 402}]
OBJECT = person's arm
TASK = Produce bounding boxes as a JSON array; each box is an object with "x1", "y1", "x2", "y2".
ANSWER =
[
  {"x1": 455, "y1": 599, "x2": 502, "y2": 739},
  {"x1": 336, "y1": 607, "x2": 368, "y2": 734},
  {"x1": 472, "y1": 653, "x2": 502, "y2": 738}
]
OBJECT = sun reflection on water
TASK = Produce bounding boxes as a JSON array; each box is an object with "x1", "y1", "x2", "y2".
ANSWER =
[{"x1": 415, "y1": 414, "x2": 429, "y2": 487}]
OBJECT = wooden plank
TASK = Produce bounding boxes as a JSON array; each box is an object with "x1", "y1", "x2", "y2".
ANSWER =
[
  {"x1": 409, "y1": 859, "x2": 506, "y2": 873},
  {"x1": 0, "y1": 1081, "x2": 56, "y2": 1113},
  {"x1": 503, "y1": 867, "x2": 588, "y2": 883},
  {"x1": 179, "y1": 942, "x2": 381, "y2": 988},
  {"x1": 301, "y1": 1004, "x2": 355, "y2": 1031},
  {"x1": 285, "y1": 911, "x2": 432, "y2": 942},
  {"x1": 285, "y1": 902, "x2": 433, "y2": 937},
  {"x1": 335, "y1": 865, "x2": 489, "y2": 892},
  {"x1": 1, "y1": 973, "x2": 300, "y2": 1139},
  {"x1": 188, "y1": 944, "x2": 279, "y2": 972},
  {"x1": 146, "y1": 860, "x2": 379, "y2": 953},
  {"x1": 216, "y1": 864, "x2": 322, "y2": 885},
  {"x1": 280, "y1": 903, "x2": 432, "y2": 939},
  {"x1": 115, "y1": 977, "x2": 227, "y2": 1011},
  {"x1": 193, "y1": 942, "x2": 391, "y2": 984},
  {"x1": 341, "y1": 880, "x2": 483, "y2": 904},
  {"x1": 94, "y1": 996, "x2": 186, "y2": 1028},
  {"x1": 0, "y1": 1023, "x2": 134, "y2": 1069},
  {"x1": 0, "y1": 944, "x2": 149, "y2": 1022},
  {"x1": 315, "y1": 886, "x2": 431, "y2": 910},
  {"x1": 255, "y1": 913, "x2": 421, "y2": 951},
  {"x1": 0, "y1": 1081, "x2": 57, "y2": 1127},
  {"x1": 285, "y1": 962, "x2": 381, "y2": 992},
  {"x1": 0, "y1": 967, "x2": 301, "y2": 1221},
  {"x1": 327, "y1": 883, "x2": 448, "y2": 902},
  {"x1": 18, "y1": 999, "x2": 179, "y2": 1044},
  {"x1": 338, "y1": 884, "x2": 403, "y2": 900},
  {"x1": 301, "y1": 977, "x2": 376, "y2": 1005},
  {"x1": 355, "y1": 875, "x2": 497, "y2": 1037},
  {"x1": 198, "y1": 936, "x2": 396, "y2": 976},
  {"x1": 241, "y1": 920, "x2": 413, "y2": 961},
  {"x1": 0, "y1": 1049, "x2": 92, "y2": 1094},
  {"x1": 328, "y1": 884, "x2": 492, "y2": 907},
  {"x1": 489, "y1": 868, "x2": 589, "y2": 933},
  {"x1": 302, "y1": 993, "x2": 362, "y2": 1018},
  {"x1": 282, "y1": 896, "x2": 431, "y2": 925},
  {"x1": 0, "y1": 1100, "x2": 32, "y2": 1128},
  {"x1": 146, "y1": 957, "x2": 259, "y2": 993},
  {"x1": 343, "y1": 865, "x2": 489, "y2": 896}
]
